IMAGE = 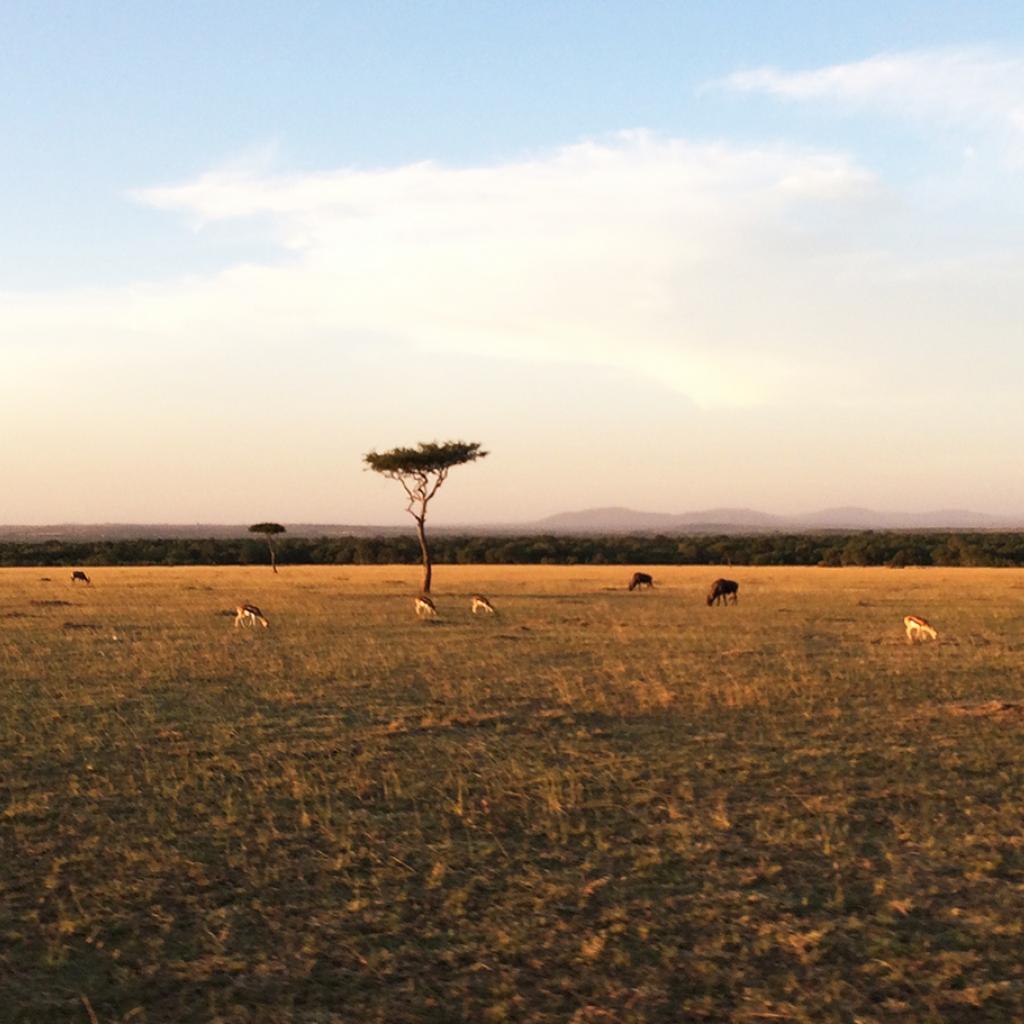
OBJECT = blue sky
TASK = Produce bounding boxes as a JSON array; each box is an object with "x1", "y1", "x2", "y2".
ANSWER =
[
  {"x1": 6, "y1": 0, "x2": 1018, "y2": 288},
  {"x1": 4, "y1": 2, "x2": 1024, "y2": 522}
]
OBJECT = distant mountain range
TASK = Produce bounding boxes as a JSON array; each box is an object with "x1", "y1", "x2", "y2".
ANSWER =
[
  {"x1": 1, "y1": 506, "x2": 1023, "y2": 542},
  {"x1": 522, "y1": 506, "x2": 1024, "y2": 533}
]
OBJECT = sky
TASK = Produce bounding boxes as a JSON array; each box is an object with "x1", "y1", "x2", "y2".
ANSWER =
[{"x1": 4, "y1": 1, "x2": 1024, "y2": 525}]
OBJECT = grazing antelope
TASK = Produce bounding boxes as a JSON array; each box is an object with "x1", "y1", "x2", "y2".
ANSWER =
[
  {"x1": 70, "y1": 571, "x2": 91, "y2": 585},
  {"x1": 628, "y1": 572, "x2": 654, "y2": 591},
  {"x1": 471, "y1": 594, "x2": 496, "y2": 615},
  {"x1": 234, "y1": 603, "x2": 269, "y2": 628},
  {"x1": 707, "y1": 578, "x2": 739, "y2": 606},
  {"x1": 414, "y1": 595, "x2": 438, "y2": 618},
  {"x1": 904, "y1": 615, "x2": 938, "y2": 643}
]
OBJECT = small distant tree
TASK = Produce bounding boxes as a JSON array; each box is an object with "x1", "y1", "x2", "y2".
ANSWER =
[
  {"x1": 249, "y1": 522, "x2": 286, "y2": 574},
  {"x1": 363, "y1": 441, "x2": 487, "y2": 593}
]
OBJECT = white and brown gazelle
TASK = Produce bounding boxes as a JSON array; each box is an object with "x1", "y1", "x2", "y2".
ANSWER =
[
  {"x1": 235, "y1": 603, "x2": 269, "y2": 629},
  {"x1": 471, "y1": 594, "x2": 496, "y2": 615},
  {"x1": 414, "y1": 595, "x2": 438, "y2": 618},
  {"x1": 904, "y1": 615, "x2": 938, "y2": 643}
]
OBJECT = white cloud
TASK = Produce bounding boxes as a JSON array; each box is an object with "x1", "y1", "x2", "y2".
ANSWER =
[
  {"x1": 7, "y1": 130, "x2": 1023, "y2": 414},
  {"x1": 0, "y1": 134, "x2": 888, "y2": 412},
  {"x1": 118, "y1": 134, "x2": 887, "y2": 406},
  {"x1": 5, "y1": 128, "x2": 1024, "y2": 519},
  {"x1": 718, "y1": 48, "x2": 1024, "y2": 154},
  {"x1": 7, "y1": 130, "x2": 1023, "y2": 422}
]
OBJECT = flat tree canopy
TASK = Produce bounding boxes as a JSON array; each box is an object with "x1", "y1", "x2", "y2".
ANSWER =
[
  {"x1": 363, "y1": 441, "x2": 486, "y2": 477},
  {"x1": 249, "y1": 523, "x2": 286, "y2": 536},
  {"x1": 249, "y1": 522, "x2": 286, "y2": 573},
  {"x1": 364, "y1": 441, "x2": 487, "y2": 593}
]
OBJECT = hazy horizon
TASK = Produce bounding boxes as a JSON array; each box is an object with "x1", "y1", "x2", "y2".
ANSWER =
[
  {"x1": 5, "y1": 3, "x2": 1024, "y2": 524},
  {"x1": 4, "y1": 502, "x2": 1024, "y2": 531}
]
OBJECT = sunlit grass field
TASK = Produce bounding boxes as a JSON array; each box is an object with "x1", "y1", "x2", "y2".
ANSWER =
[{"x1": 4, "y1": 565, "x2": 1024, "y2": 1023}]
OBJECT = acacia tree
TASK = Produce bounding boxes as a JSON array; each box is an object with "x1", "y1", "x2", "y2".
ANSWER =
[
  {"x1": 249, "y1": 522, "x2": 286, "y2": 574},
  {"x1": 363, "y1": 441, "x2": 487, "y2": 593}
]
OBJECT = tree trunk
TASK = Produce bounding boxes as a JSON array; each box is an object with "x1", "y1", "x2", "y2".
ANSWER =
[
  {"x1": 414, "y1": 516, "x2": 432, "y2": 593},
  {"x1": 267, "y1": 537, "x2": 278, "y2": 574}
]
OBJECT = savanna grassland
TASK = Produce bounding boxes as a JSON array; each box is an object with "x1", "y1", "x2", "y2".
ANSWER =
[{"x1": 4, "y1": 565, "x2": 1024, "y2": 1023}]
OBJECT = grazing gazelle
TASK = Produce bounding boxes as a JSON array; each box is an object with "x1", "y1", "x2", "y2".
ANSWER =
[
  {"x1": 904, "y1": 615, "x2": 938, "y2": 643},
  {"x1": 70, "y1": 570, "x2": 91, "y2": 585},
  {"x1": 628, "y1": 572, "x2": 654, "y2": 591},
  {"x1": 471, "y1": 594, "x2": 496, "y2": 615},
  {"x1": 414, "y1": 595, "x2": 438, "y2": 618},
  {"x1": 707, "y1": 578, "x2": 739, "y2": 606},
  {"x1": 234, "y1": 603, "x2": 269, "y2": 629}
]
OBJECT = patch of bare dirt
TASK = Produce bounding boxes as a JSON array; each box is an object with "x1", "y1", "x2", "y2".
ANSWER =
[
  {"x1": 377, "y1": 710, "x2": 513, "y2": 736},
  {"x1": 944, "y1": 700, "x2": 1024, "y2": 719}
]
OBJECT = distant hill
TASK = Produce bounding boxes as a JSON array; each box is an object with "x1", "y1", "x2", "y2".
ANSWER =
[
  {"x1": 520, "y1": 505, "x2": 1024, "y2": 533},
  {"x1": 531, "y1": 506, "x2": 781, "y2": 532},
  {"x1": 1, "y1": 506, "x2": 1021, "y2": 542}
]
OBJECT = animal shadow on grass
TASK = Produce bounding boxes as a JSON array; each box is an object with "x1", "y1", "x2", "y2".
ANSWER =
[
  {"x1": 871, "y1": 635, "x2": 953, "y2": 647},
  {"x1": 496, "y1": 625, "x2": 532, "y2": 640},
  {"x1": 31, "y1": 599, "x2": 73, "y2": 607},
  {"x1": 945, "y1": 700, "x2": 1024, "y2": 719},
  {"x1": 907, "y1": 700, "x2": 1024, "y2": 728}
]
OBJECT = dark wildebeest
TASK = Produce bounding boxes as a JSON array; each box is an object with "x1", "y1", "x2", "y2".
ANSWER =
[
  {"x1": 71, "y1": 571, "x2": 91, "y2": 585},
  {"x1": 628, "y1": 572, "x2": 654, "y2": 591},
  {"x1": 706, "y1": 578, "x2": 739, "y2": 606}
]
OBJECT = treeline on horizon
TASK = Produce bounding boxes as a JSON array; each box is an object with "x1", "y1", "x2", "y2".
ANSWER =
[{"x1": 5, "y1": 532, "x2": 1024, "y2": 569}]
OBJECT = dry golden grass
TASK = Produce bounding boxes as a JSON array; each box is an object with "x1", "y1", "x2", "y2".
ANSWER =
[{"x1": 4, "y1": 565, "x2": 1024, "y2": 1022}]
